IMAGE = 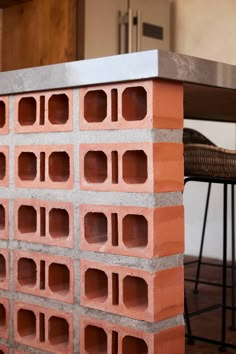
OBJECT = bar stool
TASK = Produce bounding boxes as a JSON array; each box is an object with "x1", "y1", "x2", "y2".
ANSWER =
[{"x1": 183, "y1": 128, "x2": 236, "y2": 351}]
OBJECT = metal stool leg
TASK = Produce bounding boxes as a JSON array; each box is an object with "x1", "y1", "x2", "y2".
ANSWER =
[
  {"x1": 231, "y1": 184, "x2": 236, "y2": 330},
  {"x1": 219, "y1": 183, "x2": 228, "y2": 352},
  {"x1": 194, "y1": 182, "x2": 212, "y2": 294},
  {"x1": 184, "y1": 293, "x2": 194, "y2": 345}
]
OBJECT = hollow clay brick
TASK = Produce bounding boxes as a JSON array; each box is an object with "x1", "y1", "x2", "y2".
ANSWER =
[
  {"x1": 14, "y1": 301, "x2": 73, "y2": 353},
  {"x1": 0, "y1": 249, "x2": 9, "y2": 290},
  {"x1": 15, "y1": 89, "x2": 73, "y2": 133},
  {"x1": 80, "y1": 204, "x2": 184, "y2": 258},
  {"x1": 0, "y1": 96, "x2": 9, "y2": 135},
  {"x1": 80, "y1": 142, "x2": 183, "y2": 193},
  {"x1": 0, "y1": 199, "x2": 9, "y2": 240},
  {"x1": 80, "y1": 316, "x2": 185, "y2": 354},
  {"x1": 14, "y1": 250, "x2": 74, "y2": 304},
  {"x1": 0, "y1": 297, "x2": 9, "y2": 339},
  {"x1": 80, "y1": 260, "x2": 183, "y2": 322},
  {"x1": 79, "y1": 79, "x2": 183, "y2": 130},
  {"x1": 0, "y1": 146, "x2": 9, "y2": 187},
  {"x1": 15, "y1": 145, "x2": 74, "y2": 189},
  {"x1": 14, "y1": 199, "x2": 74, "y2": 248}
]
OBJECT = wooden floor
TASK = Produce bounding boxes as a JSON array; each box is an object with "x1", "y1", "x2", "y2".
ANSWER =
[{"x1": 185, "y1": 256, "x2": 236, "y2": 354}]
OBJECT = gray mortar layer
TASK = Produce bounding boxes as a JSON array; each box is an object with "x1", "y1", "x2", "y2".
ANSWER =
[{"x1": 0, "y1": 89, "x2": 184, "y2": 352}]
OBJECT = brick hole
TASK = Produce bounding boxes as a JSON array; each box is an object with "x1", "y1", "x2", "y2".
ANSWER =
[
  {"x1": 0, "y1": 205, "x2": 5, "y2": 230},
  {"x1": 40, "y1": 96, "x2": 45, "y2": 125},
  {"x1": 112, "y1": 331, "x2": 118, "y2": 354},
  {"x1": 84, "y1": 151, "x2": 107, "y2": 183},
  {"x1": 85, "y1": 269, "x2": 108, "y2": 302},
  {"x1": 18, "y1": 97, "x2": 37, "y2": 126},
  {"x1": 111, "y1": 151, "x2": 118, "y2": 184},
  {"x1": 122, "y1": 87, "x2": 147, "y2": 121},
  {"x1": 40, "y1": 152, "x2": 45, "y2": 181},
  {"x1": 17, "y1": 309, "x2": 36, "y2": 338},
  {"x1": 0, "y1": 304, "x2": 6, "y2": 329},
  {"x1": 18, "y1": 258, "x2": 37, "y2": 287},
  {"x1": 48, "y1": 263, "x2": 70, "y2": 294},
  {"x1": 18, "y1": 206, "x2": 37, "y2": 233},
  {"x1": 84, "y1": 212, "x2": 107, "y2": 244},
  {"x1": 48, "y1": 316, "x2": 69, "y2": 348},
  {"x1": 85, "y1": 325, "x2": 107, "y2": 354},
  {"x1": 40, "y1": 207, "x2": 46, "y2": 237},
  {"x1": 0, "y1": 350, "x2": 4, "y2": 354},
  {"x1": 48, "y1": 152, "x2": 70, "y2": 182},
  {"x1": 39, "y1": 313, "x2": 45, "y2": 342},
  {"x1": 112, "y1": 273, "x2": 119, "y2": 305},
  {"x1": 111, "y1": 89, "x2": 118, "y2": 122},
  {"x1": 122, "y1": 150, "x2": 147, "y2": 184},
  {"x1": 0, "y1": 101, "x2": 6, "y2": 128},
  {"x1": 48, "y1": 94, "x2": 69, "y2": 124},
  {"x1": 18, "y1": 152, "x2": 37, "y2": 181},
  {"x1": 123, "y1": 276, "x2": 148, "y2": 310},
  {"x1": 40, "y1": 260, "x2": 45, "y2": 290},
  {"x1": 0, "y1": 153, "x2": 6, "y2": 180},
  {"x1": 49, "y1": 208, "x2": 69, "y2": 238},
  {"x1": 122, "y1": 336, "x2": 148, "y2": 354},
  {"x1": 123, "y1": 215, "x2": 148, "y2": 248},
  {"x1": 84, "y1": 90, "x2": 107, "y2": 122},
  {"x1": 111, "y1": 213, "x2": 118, "y2": 246},
  {"x1": 0, "y1": 254, "x2": 6, "y2": 281}
]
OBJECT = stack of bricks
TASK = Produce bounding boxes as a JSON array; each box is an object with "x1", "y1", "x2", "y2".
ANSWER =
[{"x1": 0, "y1": 78, "x2": 185, "y2": 353}]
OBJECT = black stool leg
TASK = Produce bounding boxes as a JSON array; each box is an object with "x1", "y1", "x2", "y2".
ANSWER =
[
  {"x1": 194, "y1": 182, "x2": 212, "y2": 294},
  {"x1": 184, "y1": 293, "x2": 194, "y2": 345},
  {"x1": 219, "y1": 183, "x2": 228, "y2": 352},
  {"x1": 231, "y1": 184, "x2": 236, "y2": 331}
]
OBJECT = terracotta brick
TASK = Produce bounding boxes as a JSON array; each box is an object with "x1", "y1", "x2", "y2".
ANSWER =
[
  {"x1": 0, "y1": 344, "x2": 9, "y2": 354},
  {"x1": 0, "y1": 199, "x2": 9, "y2": 240},
  {"x1": 80, "y1": 204, "x2": 184, "y2": 258},
  {"x1": 14, "y1": 250, "x2": 74, "y2": 304},
  {"x1": 15, "y1": 89, "x2": 73, "y2": 133},
  {"x1": 14, "y1": 199, "x2": 74, "y2": 248},
  {"x1": 0, "y1": 96, "x2": 9, "y2": 135},
  {"x1": 14, "y1": 351, "x2": 30, "y2": 354},
  {"x1": 79, "y1": 79, "x2": 183, "y2": 130},
  {"x1": 80, "y1": 316, "x2": 185, "y2": 354},
  {"x1": 15, "y1": 145, "x2": 74, "y2": 189},
  {"x1": 14, "y1": 301, "x2": 73, "y2": 353},
  {"x1": 80, "y1": 142, "x2": 184, "y2": 193},
  {"x1": 0, "y1": 297, "x2": 9, "y2": 339},
  {"x1": 0, "y1": 249, "x2": 9, "y2": 291},
  {"x1": 80, "y1": 260, "x2": 183, "y2": 322},
  {"x1": 0, "y1": 146, "x2": 9, "y2": 187}
]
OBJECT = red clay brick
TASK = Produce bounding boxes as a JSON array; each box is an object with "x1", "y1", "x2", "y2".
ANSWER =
[
  {"x1": 14, "y1": 199, "x2": 74, "y2": 248},
  {"x1": 0, "y1": 96, "x2": 9, "y2": 135},
  {"x1": 0, "y1": 146, "x2": 9, "y2": 187},
  {"x1": 80, "y1": 204, "x2": 184, "y2": 258},
  {"x1": 15, "y1": 89, "x2": 73, "y2": 133},
  {"x1": 14, "y1": 301, "x2": 73, "y2": 353},
  {"x1": 0, "y1": 343, "x2": 9, "y2": 354},
  {"x1": 0, "y1": 249, "x2": 9, "y2": 290},
  {"x1": 0, "y1": 297, "x2": 9, "y2": 339},
  {"x1": 0, "y1": 199, "x2": 9, "y2": 240},
  {"x1": 15, "y1": 145, "x2": 74, "y2": 189},
  {"x1": 79, "y1": 80, "x2": 183, "y2": 130},
  {"x1": 80, "y1": 260, "x2": 183, "y2": 322},
  {"x1": 14, "y1": 250, "x2": 74, "y2": 304},
  {"x1": 80, "y1": 316, "x2": 185, "y2": 354},
  {"x1": 80, "y1": 142, "x2": 184, "y2": 193}
]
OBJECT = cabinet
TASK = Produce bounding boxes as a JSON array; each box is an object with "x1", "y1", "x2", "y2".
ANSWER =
[{"x1": 84, "y1": 0, "x2": 170, "y2": 59}]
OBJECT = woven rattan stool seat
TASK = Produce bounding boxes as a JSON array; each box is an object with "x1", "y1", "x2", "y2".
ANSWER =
[{"x1": 184, "y1": 128, "x2": 236, "y2": 179}]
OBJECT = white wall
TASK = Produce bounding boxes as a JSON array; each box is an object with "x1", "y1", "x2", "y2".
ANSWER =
[{"x1": 172, "y1": 0, "x2": 236, "y2": 259}]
